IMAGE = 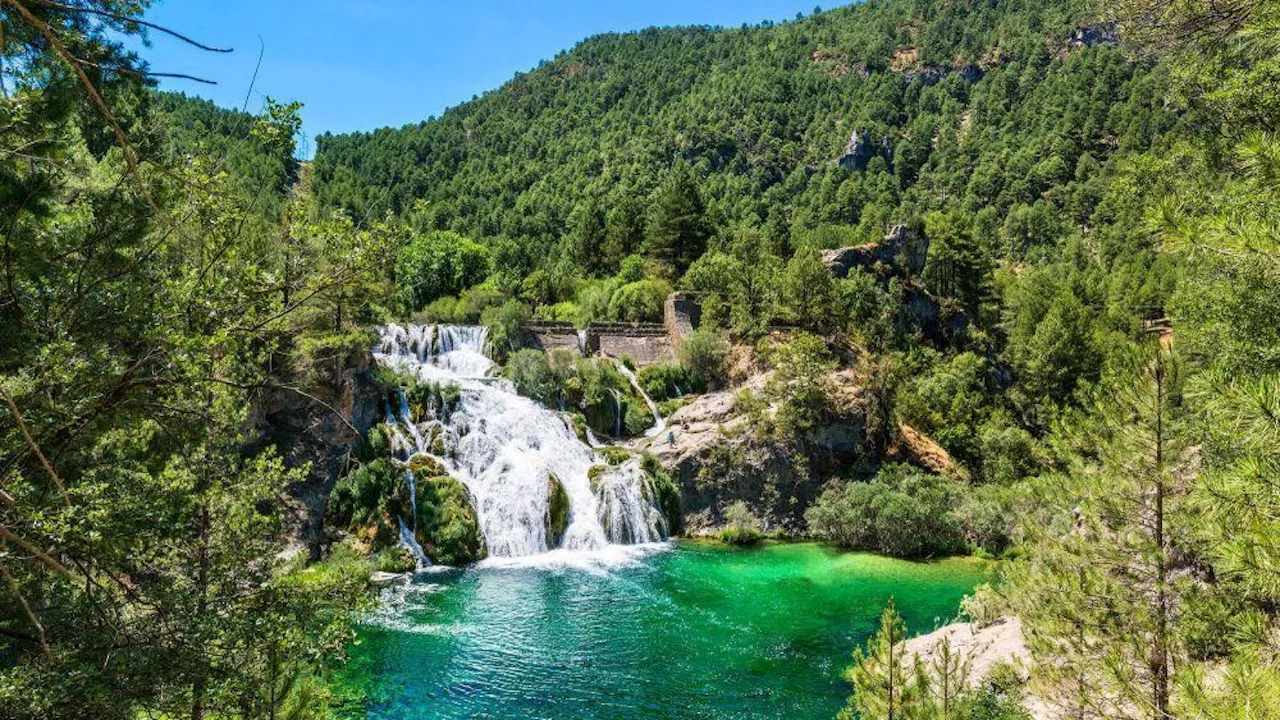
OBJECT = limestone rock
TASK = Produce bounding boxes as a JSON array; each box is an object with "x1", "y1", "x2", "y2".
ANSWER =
[{"x1": 246, "y1": 344, "x2": 383, "y2": 558}]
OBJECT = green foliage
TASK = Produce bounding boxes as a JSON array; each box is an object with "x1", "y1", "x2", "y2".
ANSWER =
[
  {"x1": 806, "y1": 465, "x2": 968, "y2": 558},
  {"x1": 644, "y1": 161, "x2": 712, "y2": 274},
  {"x1": 765, "y1": 332, "x2": 837, "y2": 438},
  {"x1": 395, "y1": 230, "x2": 492, "y2": 313},
  {"x1": 546, "y1": 475, "x2": 571, "y2": 548},
  {"x1": 608, "y1": 279, "x2": 673, "y2": 322},
  {"x1": 481, "y1": 298, "x2": 532, "y2": 358},
  {"x1": 718, "y1": 501, "x2": 764, "y2": 546},
  {"x1": 840, "y1": 599, "x2": 916, "y2": 720},
  {"x1": 637, "y1": 364, "x2": 693, "y2": 402},
  {"x1": 414, "y1": 475, "x2": 485, "y2": 566},
  {"x1": 641, "y1": 453, "x2": 683, "y2": 533},
  {"x1": 679, "y1": 329, "x2": 732, "y2": 391}
]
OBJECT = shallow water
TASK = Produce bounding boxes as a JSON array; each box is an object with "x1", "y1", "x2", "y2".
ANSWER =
[{"x1": 333, "y1": 542, "x2": 989, "y2": 720}]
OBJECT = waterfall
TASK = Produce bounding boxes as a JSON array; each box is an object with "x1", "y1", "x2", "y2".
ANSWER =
[
  {"x1": 594, "y1": 460, "x2": 668, "y2": 545},
  {"x1": 614, "y1": 361, "x2": 667, "y2": 439},
  {"x1": 375, "y1": 324, "x2": 667, "y2": 559},
  {"x1": 610, "y1": 389, "x2": 623, "y2": 439},
  {"x1": 577, "y1": 329, "x2": 589, "y2": 357}
]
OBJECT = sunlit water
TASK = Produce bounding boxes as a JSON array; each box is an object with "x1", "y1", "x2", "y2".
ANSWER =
[{"x1": 332, "y1": 542, "x2": 989, "y2": 719}]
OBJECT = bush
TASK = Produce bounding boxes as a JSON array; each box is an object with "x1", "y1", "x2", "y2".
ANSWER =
[
  {"x1": 395, "y1": 231, "x2": 491, "y2": 313},
  {"x1": 481, "y1": 298, "x2": 531, "y2": 358},
  {"x1": 608, "y1": 279, "x2": 672, "y2": 322},
  {"x1": 805, "y1": 465, "x2": 966, "y2": 558},
  {"x1": 638, "y1": 364, "x2": 693, "y2": 402},
  {"x1": 679, "y1": 329, "x2": 730, "y2": 391},
  {"x1": 718, "y1": 501, "x2": 763, "y2": 545},
  {"x1": 505, "y1": 349, "x2": 565, "y2": 407}
]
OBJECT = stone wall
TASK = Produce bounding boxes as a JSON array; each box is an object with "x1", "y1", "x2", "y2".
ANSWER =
[
  {"x1": 593, "y1": 324, "x2": 674, "y2": 367},
  {"x1": 524, "y1": 322, "x2": 675, "y2": 368},
  {"x1": 526, "y1": 323, "x2": 589, "y2": 355},
  {"x1": 664, "y1": 292, "x2": 703, "y2": 352}
]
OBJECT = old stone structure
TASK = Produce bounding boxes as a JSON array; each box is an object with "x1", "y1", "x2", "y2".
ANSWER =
[
  {"x1": 664, "y1": 292, "x2": 703, "y2": 352},
  {"x1": 524, "y1": 322, "x2": 675, "y2": 368}
]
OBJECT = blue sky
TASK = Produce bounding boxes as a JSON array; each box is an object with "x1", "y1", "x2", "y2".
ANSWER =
[{"x1": 136, "y1": 1, "x2": 838, "y2": 157}]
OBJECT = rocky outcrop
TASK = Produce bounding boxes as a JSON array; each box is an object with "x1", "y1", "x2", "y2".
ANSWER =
[
  {"x1": 637, "y1": 370, "x2": 868, "y2": 533},
  {"x1": 246, "y1": 345, "x2": 382, "y2": 557},
  {"x1": 1069, "y1": 24, "x2": 1120, "y2": 50},
  {"x1": 822, "y1": 223, "x2": 930, "y2": 277},
  {"x1": 837, "y1": 130, "x2": 892, "y2": 171}
]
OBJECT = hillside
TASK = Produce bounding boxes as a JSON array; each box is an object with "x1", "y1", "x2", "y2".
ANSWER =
[{"x1": 313, "y1": 0, "x2": 1179, "y2": 288}]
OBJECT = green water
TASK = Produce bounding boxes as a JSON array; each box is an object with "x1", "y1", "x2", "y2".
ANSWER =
[{"x1": 334, "y1": 542, "x2": 988, "y2": 719}]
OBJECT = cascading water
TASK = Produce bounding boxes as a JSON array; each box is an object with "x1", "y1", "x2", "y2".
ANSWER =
[
  {"x1": 375, "y1": 324, "x2": 668, "y2": 560},
  {"x1": 613, "y1": 360, "x2": 666, "y2": 439}
]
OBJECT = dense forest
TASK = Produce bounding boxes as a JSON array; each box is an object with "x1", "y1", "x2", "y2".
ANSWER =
[{"x1": 2, "y1": 0, "x2": 1280, "y2": 717}]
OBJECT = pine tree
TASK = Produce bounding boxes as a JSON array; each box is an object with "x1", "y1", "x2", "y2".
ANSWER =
[
  {"x1": 1007, "y1": 348, "x2": 1187, "y2": 719},
  {"x1": 842, "y1": 599, "x2": 918, "y2": 720},
  {"x1": 644, "y1": 161, "x2": 711, "y2": 274}
]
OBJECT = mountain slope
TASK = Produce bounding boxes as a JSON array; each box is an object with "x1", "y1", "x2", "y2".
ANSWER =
[{"x1": 313, "y1": 0, "x2": 1180, "y2": 286}]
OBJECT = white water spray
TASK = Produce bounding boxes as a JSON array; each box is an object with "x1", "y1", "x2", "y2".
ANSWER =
[{"x1": 375, "y1": 324, "x2": 667, "y2": 559}]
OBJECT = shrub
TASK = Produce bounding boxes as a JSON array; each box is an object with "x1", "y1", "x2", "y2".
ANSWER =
[
  {"x1": 608, "y1": 279, "x2": 672, "y2": 322},
  {"x1": 395, "y1": 230, "x2": 491, "y2": 313},
  {"x1": 638, "y1": 364, "x2": 693, "y2": 402},
  {"x1": 805, "y1": 464, "x2": 966, "y2": 558},
  {"x1": 766, "y1": 332, "x2": 836, "y2": 437},
  {"x1": 679, "y1": 329, "x2": 730, "y2": 391},
  {"x1": 505, "y1": 349, "x2": 565, "y2": 407},
  {"x1": 624, "y1": 400, "x2": 655, "y2": 436},
  {"x1": 719, "y1": 501, "x2": 763, "y2": 545},
  {"x1": 481, "y1": 298, "x2": 531, "y2": 358}
]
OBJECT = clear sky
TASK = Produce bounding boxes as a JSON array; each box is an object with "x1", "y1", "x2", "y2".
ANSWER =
[{"x1": 136, "y1": 1, "x2": 838, "y2": 157}]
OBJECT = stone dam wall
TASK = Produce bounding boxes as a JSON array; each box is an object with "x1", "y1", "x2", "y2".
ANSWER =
[
  {"x1": 522, "y1": 293, "x2": 705, "y2": 368},
  {"x1": 525, "y1": 322, "x2": 675, "y2": 368}
]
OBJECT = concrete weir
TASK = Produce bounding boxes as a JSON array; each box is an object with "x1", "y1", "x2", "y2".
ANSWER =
[{"x1": 523, "y1": 293, "x2": 704, "y2": 368}]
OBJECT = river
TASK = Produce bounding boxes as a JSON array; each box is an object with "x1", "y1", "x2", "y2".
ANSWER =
[{"x1": 332, "y1": 542, "x2": 989, "y2": 719}]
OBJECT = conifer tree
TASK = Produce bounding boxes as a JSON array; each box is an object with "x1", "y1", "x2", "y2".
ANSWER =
[
  {"x1": 1007, "y1": 349, "x2": 1187, "y2": 719},
  {"x1": 644, "y1": 161, "x2": 711, "y2": 274},
  {"x1": 842, "y1": 599, "x2": 918, "y2": 720}
]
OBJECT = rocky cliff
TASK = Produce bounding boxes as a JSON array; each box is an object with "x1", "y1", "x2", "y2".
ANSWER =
[{"x1": 246, "y1": 346, "x2": 383, "y2": 557}]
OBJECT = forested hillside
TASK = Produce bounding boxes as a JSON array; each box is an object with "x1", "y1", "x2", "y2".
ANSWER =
[
  {"x1": 4, "y1": 0, "x2": 1280, "y2": 717},
  {"x1": 314, "y1": 0, "x2": 1176, "y2": 291}
]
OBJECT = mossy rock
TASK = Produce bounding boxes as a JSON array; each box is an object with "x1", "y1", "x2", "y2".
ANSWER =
[
  {"x1": 642, "y1": 454, "x2": 682, "y2": 535},
  {"x1": 588, "y1": 464, "x2": 608, "y2": 492},
  {"x1": 413, "y1": 475, "x2": 485, "y2": 565},
  {"x1": 407, "y1": 453, "x2": 446, "y2": 477},
  {"x1": 599, "y1": 447, "x2": 632, "y2": 465},
  {"x1": 546, "y1": 474, "x2": 571, "y2": 548},
  {"x1": 426, "y1": 424, "x2": 449, "y2": 456}
]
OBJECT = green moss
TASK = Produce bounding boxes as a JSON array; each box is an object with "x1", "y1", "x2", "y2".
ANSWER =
[
  {"x1": 599, "y1": 447, "x2": 632, "y2": 465},
  {"x1": 588, "y1": 464, "x2": 608, "y2": 492},
  {"x1": 407, "y1": 454, "x2": 446, "y2": 477},
  {"x1": 414, "y1": 475, "x2": 485, "y2": 566},
  {"x1": 642, "y1": 453, "x2": 682, "y2": 535},
  {"x1": 546, "y1": 474, "x2": 571, "y2": 548}
]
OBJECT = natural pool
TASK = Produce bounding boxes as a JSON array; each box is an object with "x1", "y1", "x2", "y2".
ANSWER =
[{"x1": 332, "y1": 542, "x2": 990, "y2": 719}]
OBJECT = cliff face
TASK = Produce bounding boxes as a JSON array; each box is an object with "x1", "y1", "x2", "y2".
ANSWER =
[
  {"x1": 247, "y1": 348, "x2": 383, "y2": 556},
  {"x1": 636, "y1": 371, "x2": 870, "y2": 534}
]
